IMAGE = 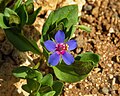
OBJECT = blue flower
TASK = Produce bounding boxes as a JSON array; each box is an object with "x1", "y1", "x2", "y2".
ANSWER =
[{"x1": 44, "y1": 30, "x2": 77, "y2": 66}]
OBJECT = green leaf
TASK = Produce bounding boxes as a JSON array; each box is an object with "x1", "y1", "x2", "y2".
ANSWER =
[
  {"x1": 22, "y1": 84, "x2": 31, "y2": 93},
  {"x1": 4, "y1": 8, "x2": 20, "y2": 24},
  {"x1": 16, "y1": 4, "x2": 28, "y2": 27},
  {"x1": 0, "y1": 13, "x2": 9, "y2": 29},
  {"x1": 41, "y1": 74, "x2": 53, "y2": 87},
  {"x1": 66, "y1": 25, "x2": 76, "y2": 40},
  {"x1": 78, "y1": 25, "x2": 91, "y2": 33},
  {"x1": 26, "y1": 69, "x2": 43, "y2": 83},
  {"x1": 52, "y1": 81, "x2": 63, "y2": 96},
  {"x1": 49, "y1": 22, "x2": 64, "y2": 36},
  {"x1": 27, "y1": 78, "x2": 40, "y2": 92},
  {"x1": 77, "y1": 52, "x2": 100, "y2": 66},
  {"x1": 42, "y1": 11, "x2": 54, "y2": 36},
  {"x1": 12, "y1": 66, "x2": 31, "y2": 78},
  {"x1": 13, "y1": 0, "x2": 22, "y2": 11},
  {"x1": 39, "y1": 86, "x2": 52, "y2": 93},
  {"x1": 0, "y1": 0, "x2": 13, "y2": 12},
  {"x1": 25, "y1": 0, "x2": 34, "y2": 15},
  {"x1": 26, "y1": 69, "x2": 38, "y2": 79},
  {"x1": 42, "y1": 91, "x2": 55, "y2": 96},
  {"x1": 27, "y1": 7, "x2": 41, "y2": 25},
  {"x1": 0, "y1": 0, "x2": 5, "y2": 12},
  {"x1": 5, "y1": 27, "x2": 41, "y2": 54},
  {"x1": 53, "y1": 52, "x2": 100, "y2": 82},
  {"x1": 73, "y1": 61, "x2": 94, "y2": 75},
  {"x1": 53, "y1": 63, "x2": 87, "y2": 83},
  {"x1": 35, "y1": 92, "x2": 41, "y2": 96},
  {"x1": 25, "y1": 0, "x2": 33, "y2": 6},
  {"x1": 34, "y1": 70, "x2": 43, "y2": 83},
  {"x1": 42, "y1": 5, "x2": 78, "y2": 39},
  {"x1": 42, "y1": 22, "x2": 64, "y2": 42},
  {"x1": 51, "y1": 5, "x2": 78, "y2": 30},
  {"x1": 33, "y1": 62, "x2": 40, "y2": 69},
  {"x1": 26, "y1": 3, "x2": 34, "y2": 14}
]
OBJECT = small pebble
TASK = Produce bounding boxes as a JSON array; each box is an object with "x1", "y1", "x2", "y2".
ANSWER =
[
  {"x1": 112, "y1": 78, "x2": 116, "y2": 85},
  {"x1": 76, "y1": 48, "x2": 82, "y2": 53},
  {"x1": 94, "y1": 68, "x2": 101, "y2": 73},
  {"x1": 92, "y1": 7, "x2": 99, "y2": 17},
  {"x1": 84, "y1": 4, "x2": 93, "y2": 11},
  {"x1": 68, "y1": 84, "x2": 73, "y2": 89},
  {"x1": 109, "y1": 74, "x2": 113, "y2": 79},
  {"x1": 116, "y1": 55, "x2": 120, "y2": 63},
  {"x1": 109, "y1": 27, "x2": 115, "y2": 33},
  {"x1": 101, "y1": 87, "x2": 109, "y2": 94}
]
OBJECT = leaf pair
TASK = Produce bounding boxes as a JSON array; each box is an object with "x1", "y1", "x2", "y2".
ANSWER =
[{"x1": 5, "y1": 27, "x2": 41, "y2": 54}]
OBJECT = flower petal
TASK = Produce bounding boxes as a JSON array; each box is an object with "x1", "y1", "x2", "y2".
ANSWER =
[
  {"x1": 62, "y1": 51, "x2": 74, "y2": 65},
  {"x1": 55, "y1": 30, "x2": 65, "y2": 43},
  {"x1": 44, "y1": 40, "x2": 56, "y2": 52},
  {"x1": 66, "y1": 40, "x2": 77, "y2": 50},
  {"x1": 48, "y1": 52, "x2": 60, "y2": 66}
]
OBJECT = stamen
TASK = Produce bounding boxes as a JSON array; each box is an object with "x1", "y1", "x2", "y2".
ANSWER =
[{"x1": 55, "y1": 43, "x2": 69, "y2": 55}]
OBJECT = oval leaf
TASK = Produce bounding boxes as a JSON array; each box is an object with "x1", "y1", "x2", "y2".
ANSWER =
[
  {"x1": 16, "y1": 5, "x2": 28, "y2": 27},
  {"x1": 53, "y1": 63, "x2": 87, "y2": 83},
  {"x1": 77, "y1": 52, "x2": 100, "y2": 66},
  {"x1": 52, "y1": 81, "x2": 63, "y2": 96},
  {"x1": 5, "y1": 27, "x2": 41, "y2": 54},
  {"x1": 27, "y1": 78, "x2": 40, "y2": 92},
  {"x1": 42, "y1": 91, "x2": 55, "y2": 96},
  {"x1": 41, "y1": 74, "x2": 53, "y2": 87},
  {"x1": 13, "y1": 0, "x2": 22, "y2": 11},
  {"x1": 78, "y1": 25, "x2": 91, "y2": 33},
  {"x1": 73, "y1": 61, "x2": 93, "y2": 75},
  {"x1": 4, "y1": 8, "x2": 20, "y2": 24},
  {"x1": 27, "y1": 7, "x2": 42, "y2": 25},
  {"x1": 12, "y1": 66, "x2": 31, "y2": 78},
  {"x1": 34, "y1": 70, "x2": 43, "y2": 83},
  {"x1": 42, "y1": 5, "x2": 78, "y2": 40},
  {"x1": 53, "y1": 52, "x2": 100, "y2": 82},
  {"x1": 0, "y1": 13, "x2": 9, "y2": 29},
  {"x1": 22, "y1": 84, "x2": 31, "y2": 93}
]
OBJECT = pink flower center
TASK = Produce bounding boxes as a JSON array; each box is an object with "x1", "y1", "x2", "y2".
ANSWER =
[{"x1": 55, "y1": 43, "x2": 69, "y2": 55}]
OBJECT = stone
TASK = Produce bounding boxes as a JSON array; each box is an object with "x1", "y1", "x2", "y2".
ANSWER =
[
  {"x1": 116, "y1": 55, "x2": 120, "y2": 63},
  {"x1": 92, "y1": 7, "x2": 99, "y2": 17},
  {"x1": 109, "y1": 27, "x2": 115, "y2": 33},
  {"x1": 101, "y1": 87, "x2": 109, "y2": 94},
  {"x1": 84, "y1": 4, "x2": 93, "y2": 11},
  {"x1": 76, "y1": 48, "x2": 82, "y2": 53},
  {"x1": 109, "y1": 74, "x2": 113, "y2": 79}
]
